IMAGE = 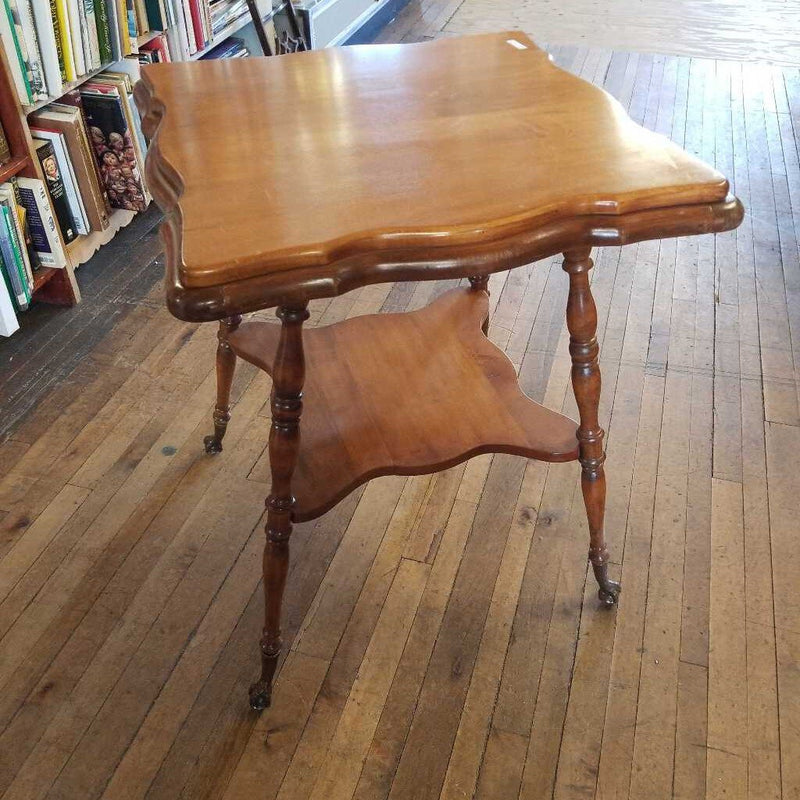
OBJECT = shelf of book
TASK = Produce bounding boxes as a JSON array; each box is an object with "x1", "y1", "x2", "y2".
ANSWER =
[
  {"x1": 22, "y1": 62, "x2": 118, "y2": 115},
  {"x1": 137, "y1": 29, "x2": 165, "y2": 47},
  {"x1": 0, "y1": 0, "x2": 304, "y2": 335}
]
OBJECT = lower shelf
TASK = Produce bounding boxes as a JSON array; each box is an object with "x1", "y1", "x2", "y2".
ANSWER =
[{"x1": 229, "y1": 287, "x2": 580, "y2": 522}]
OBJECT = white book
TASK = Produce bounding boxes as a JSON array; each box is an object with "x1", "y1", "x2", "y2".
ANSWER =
[
  {"x1": 29, "y1": 128, "x2": 90, "y2": 235},
  {"x1": 18, "y1": 176, "x2": 67, "y2": 268},
  {"x1": 11, "y1": 0, "x2": 48, "y2": 99},
  {"x1": 29, "y1": 0, "x2": 62, "y2": 98},
  {"x1": 167, "y1": 0, "x2": 187, "y2": 58},
  {"x1": 0, "y1": 0, "x2": 31, "y2": 102},
  {"x1": 80, "y1": 0, "x2": 99, "y2": 69},
  {"x1": 181, "y1": 0, "x2": 195, "y2": 52},
  {"x1": 64, "y1": 0, "x2": 85, "y2": 73},
  {"x1": 0, "y1": 269, "x2": 20, "y2": 336}
]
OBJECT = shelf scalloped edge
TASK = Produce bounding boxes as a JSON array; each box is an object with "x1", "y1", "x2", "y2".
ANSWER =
[{"x1": 66, "y1": 207, "x2": 140, "y2": 269}]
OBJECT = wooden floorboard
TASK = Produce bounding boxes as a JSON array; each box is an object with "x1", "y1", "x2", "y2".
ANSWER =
[{"x1": 0, "y1": 9, "x2": 798, "y2": 800}]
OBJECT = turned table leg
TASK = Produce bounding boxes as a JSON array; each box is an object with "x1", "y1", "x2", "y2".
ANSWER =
[
  {"x1": 249, "y1": 304, "x2": 309, "y2": 711},
  {"x1": 204, "y1": 315, "x2": 242, "y2": 454},
  {"x1": 468, "y1": 275, "x2": 490, "y2": 335},
  {"x1": 562, "y1": 248, "x2": 621, "y2": 607}
]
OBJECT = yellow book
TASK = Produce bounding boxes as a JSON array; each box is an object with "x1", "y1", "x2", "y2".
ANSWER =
[
  {"x1": 54, "y1": 0, "x2": 75, "y2": 81},
  {"x1": 116, "y1": 0, "x2": 130, "y2": 54}
]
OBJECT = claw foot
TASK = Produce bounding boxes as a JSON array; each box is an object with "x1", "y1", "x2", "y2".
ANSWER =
[
  {"x1": 248, "y1": 680, "x2": 272, "y2": 711},
  {"x1": 203, "y1": 435, "x2": 223, "y2": 454},
  {"x1": 597, "y1": 579, "x2": 621, "y2": 607}
]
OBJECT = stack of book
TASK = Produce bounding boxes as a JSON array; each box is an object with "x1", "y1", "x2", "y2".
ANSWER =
[
  {"x1": 0, "y1": 0, "x2": 172, "y2": 105},
  {"x1": 0, "y1": 173, "x2": 66, "y2": 326},
  {"x1": 200, "y1": 32, "x2": 245, "y2": 58},
  {"x1": 30, "y1": 68, "x2": 148, "y2": 243},
  {"x1": 137, "y1": 29, "x2": 170, "y2": 62},
  {"x1": 209, "y1": 0, "x2": 246, "y2": 37}
]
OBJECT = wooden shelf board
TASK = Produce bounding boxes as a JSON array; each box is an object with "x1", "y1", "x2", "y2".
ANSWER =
[
  {"x1": 23, "y1": 61, "x2": 118, "y2": 114},
  {"x1": 137, "y1": 29, "x2": 164, "y2": 46},
  {"x1": 229, "y1": 287, "x2": 580, "y2": 522},
  {"x1": 0, "y1": 155, "x2": 30, "y2": 183},
  {"x1": 31, "y1": 266, "x2": 59, "y2": 293}
]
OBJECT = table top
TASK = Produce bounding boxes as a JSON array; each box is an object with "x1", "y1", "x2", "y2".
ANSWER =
[{"x1": 135, "y1": 32, "x2": 743, "y2": 320}]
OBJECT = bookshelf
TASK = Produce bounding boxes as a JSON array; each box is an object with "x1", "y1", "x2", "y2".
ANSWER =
[
  {"x1": 22, "y1": 62, "x2": 118, "y2": 114},
  {"x1": 0, "y1": 0, "x2": 401, "y2": 335},
  {"x1": 190, "y1": 3, "x2": 284, "y2": 59},
  {"x1": 0, "y1": 40, "x2": 79, "y2": 309}
]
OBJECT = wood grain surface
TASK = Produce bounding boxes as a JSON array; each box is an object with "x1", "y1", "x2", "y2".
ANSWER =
[
  {"x1": 135, "y1": 33, "x2": 740, "y2": 318},
  {"x1": 229, "y1": 286, "x2": 579, "y2": 521},
  {"x1": 0, "y1": 21, "x2": 797, "y2": 800}
]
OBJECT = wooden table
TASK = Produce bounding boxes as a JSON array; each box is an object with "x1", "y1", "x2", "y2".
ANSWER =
[{"x1": 135, "y1": 32, "x2": 743, "y2": 711}]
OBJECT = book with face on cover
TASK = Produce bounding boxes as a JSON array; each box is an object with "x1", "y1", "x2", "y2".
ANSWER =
[
  {"x1": 33, "y1": 138, "x2": 77, "y2": 244},
  {"x1": 31, "y1": 105, "x2": 110, "y2": 230},
  {"x1": 30, "y1": 127, "x2": 90, "y2": 235},
  {"x1": 80, "y1": 88, "x2": 146, "y2": 212}
]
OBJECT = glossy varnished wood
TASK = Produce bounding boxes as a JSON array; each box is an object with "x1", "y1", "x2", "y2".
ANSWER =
[
  {"x1": 134, "y1": 33, "x2": 743, "y2": 319},
  {"x1": 228, "y1": 287, "x2": 580, "y2": 521},
  {"x1": 0, "y1": 39, "x2": 795, "y2": 800}
]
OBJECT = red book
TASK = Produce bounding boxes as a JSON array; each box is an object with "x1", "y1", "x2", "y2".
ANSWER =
[{"x1": 188, "y1": 0, "x2": 205, "y2": 50}]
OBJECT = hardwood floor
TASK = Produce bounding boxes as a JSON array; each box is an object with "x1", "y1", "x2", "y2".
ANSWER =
[{"x1": 1, "y1": 21, "x2": 799, "y2": 800}]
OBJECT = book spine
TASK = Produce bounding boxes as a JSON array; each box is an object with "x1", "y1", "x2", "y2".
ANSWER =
[
  {"x1": 114, "y1": 0, "x2": 128, "y2": 51},
  {"x1": 13, "y1": 0, "x2": 49, "y2": 99},
  {"x1": 49, "y1": 131, "x2": 90, "y2": 233},
  {"x1": 187, "y1": 0, "x2": 203, "y2": 49},
  {"x1": 34, "y1": 139, "x2": 77, "y2": 243},
  {"x1": 18, "y1": 177, "x2": 67, "y2": 268},
  {"x1": 31, "y1": 0, "x2": 64, "y2": 97},
  {"x1": 1, "y1": 186, "x2": 35, "y2": 282},
  {"x1": 93, "y1": 0, "x2": 110, "y2": 62},
  {"x1": 0, "y1": 0, "x2": 32, "y2": 102},
  {"x1": 103, "y1": 0, "x2": 119, "y2": 58},
  {"x1": 77, "y1": 0, "x2": 91, "y2": 69},
  {"x1": 65, "y1": 0, "x2": 84, "y2": 74},
  {"x1": 46, "y1": 0, "x2": 66, "y2": 81},
  {"x1": 143, "y1": 0, "x2": 160, "y2": 30},
  {"x1": 1, "y1": 202, "x2": 31, "y2": 303},
  {"x1": 8, "y1": 176, "x2": 40, "y2": 272},
  {"x1": 82, "y1": 0, "x2": 100, "y2": 68},
  {"x1": 0, "y1": 206, "x2": 28, "y2": 308},
  {"x1": 0, "y1": 258, "x2": 20, "y2": 334},
  {"x1": 54, "y1": 0, "x2": 74, "y2": 80}
]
